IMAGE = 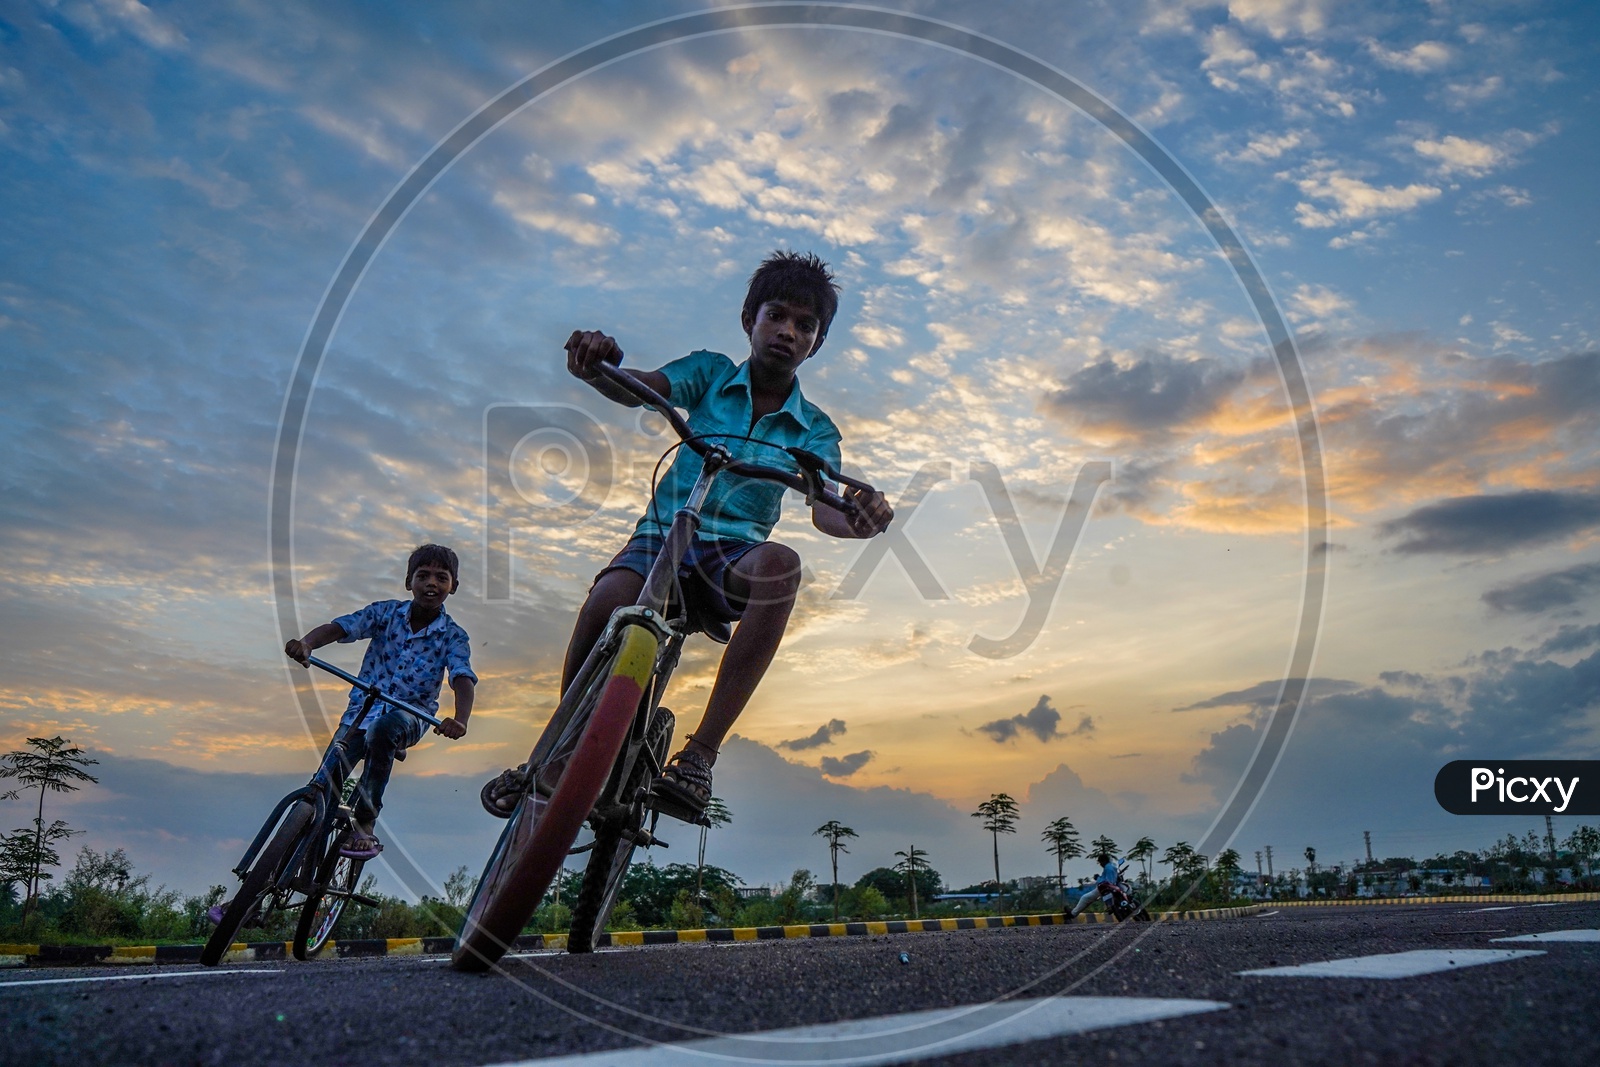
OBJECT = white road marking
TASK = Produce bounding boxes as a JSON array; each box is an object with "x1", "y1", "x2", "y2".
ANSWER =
[
  {"x1": 482, "y1": 997, "x2": 1228, "y2": 1066},
  {"x1": 1470, "y1": 906, "x2": 1516, "y2": 912},
  {"x1": 1256, "y1": 910, "x2": 1280, "y2": 917},
  {"x1": 1493, "y1": 930, "x2": 1600, "y2": 943},
  {"x1": 0, "y1": 969, "x2": 282, "y2": 989},
  {"x1": 1239, "y1": 949, "x2": 1543, "y2": 979}
]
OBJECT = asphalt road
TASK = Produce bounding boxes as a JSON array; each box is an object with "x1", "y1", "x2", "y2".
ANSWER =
[{"x1": 4, "y1": 902, "x2": 1598, "y2": 1066}]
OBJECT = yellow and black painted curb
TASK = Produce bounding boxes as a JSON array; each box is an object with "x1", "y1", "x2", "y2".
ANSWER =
[
  {"x1": 0, "y1": 904, "x2": 1260, "y2": 966},
  {"x1": 1272, "y1": 891, "x2": 1600, "y2": 907}
]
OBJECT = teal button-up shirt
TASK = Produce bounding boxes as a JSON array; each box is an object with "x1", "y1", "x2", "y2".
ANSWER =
[{"x1": 634, "y1": 350, "x2": 844, "y2": 544}]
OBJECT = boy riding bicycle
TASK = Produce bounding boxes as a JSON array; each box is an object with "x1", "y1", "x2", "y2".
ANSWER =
[
  {"x1": 483, "y1": 251, "x2": 892, "y2": 821},
  {"x1": 285, "y1": 543, "x2": 477, "y2": 859}
]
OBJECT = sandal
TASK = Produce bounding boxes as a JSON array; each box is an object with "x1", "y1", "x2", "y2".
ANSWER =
[
  {"x1": 480, "y1": 764, "x2": 529, "y2": 819},
  {"x1": 650, "y1": 746, "x2": 713, "y2": 824},
  {"x1": 340, "y1": 831, "x2": 383, "y2": 860}
]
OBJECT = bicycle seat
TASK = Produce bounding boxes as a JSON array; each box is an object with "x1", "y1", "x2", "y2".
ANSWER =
[{"x1": 690, "y1": 616, "x2": 732, "y2": 644}]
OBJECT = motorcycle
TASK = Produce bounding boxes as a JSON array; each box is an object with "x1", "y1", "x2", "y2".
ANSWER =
[{"x1": 1107, "y1": 860, "x2": 1153, "y2": 922}]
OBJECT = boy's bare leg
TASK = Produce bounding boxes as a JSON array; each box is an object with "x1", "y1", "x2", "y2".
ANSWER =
[
  {"x1": 682, "y1": 542, "x2": 802, "y2": 764},
  {"x1": 561, "y1": 569, "x2": 644, "y2": 694}
]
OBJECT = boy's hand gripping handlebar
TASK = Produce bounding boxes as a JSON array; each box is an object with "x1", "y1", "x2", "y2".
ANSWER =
[{"x1": 304, "y1": 656, "x2": 445, "y2": 728}]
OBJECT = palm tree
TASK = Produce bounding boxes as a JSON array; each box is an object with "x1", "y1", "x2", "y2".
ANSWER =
[
  {"x1": 894, "y1": 845, "x2": 932, "y2": 919},
  {"x1": 1128, "y1": 836, "x2": 1157, "y2": 886},
  {"x1": 1090, "y1": 834, "x2": 1119, "y2": 861},
  {"x1": 813, "y1": 820, "x2": 858, "y2": 921},
  {"x1": 695, "y1": 796, "x2": 732, "y2": 905},
  {"x1": 0, "y1": 736, "x2": 99, "y2": 923},
  {"x1": 1041, "y1": 817, "x2": 1083, "y2": 902},
  {"x1": 972, "y1": 793, "x2": 1020, "y2": 914}
]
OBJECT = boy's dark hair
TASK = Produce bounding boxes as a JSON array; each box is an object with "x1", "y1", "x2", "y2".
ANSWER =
[
  {"x1": 406, "y1": 543, "x2": 460, "y2": 591},
  {"x1": 742, "y1": 250, "x2": 841, "y2": 347}
]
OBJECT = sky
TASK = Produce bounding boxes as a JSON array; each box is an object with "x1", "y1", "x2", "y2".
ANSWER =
[{"x1": 2, "y1": 0, "x2": 1598, "y2": 900}]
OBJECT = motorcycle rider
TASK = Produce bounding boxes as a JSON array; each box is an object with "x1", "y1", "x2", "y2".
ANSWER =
[{"x1": 1070, "y1": 850, "x2": 1131, "y2": 918}]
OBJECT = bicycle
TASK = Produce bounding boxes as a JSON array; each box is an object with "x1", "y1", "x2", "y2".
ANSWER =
[
  {"x1": 451, "y1": 360, "x2": 877, "y2": 971},
  {"x1": 199, "y1": 657, "x2": 445, "y2": 966}
]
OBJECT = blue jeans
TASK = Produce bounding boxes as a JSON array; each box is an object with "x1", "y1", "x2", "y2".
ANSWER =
[{"x1": 313, "y1": 708, "x2": 417, "y2": 825}]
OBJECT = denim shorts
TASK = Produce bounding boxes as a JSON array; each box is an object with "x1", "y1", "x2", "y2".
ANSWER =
[{"x1": 596, "y1": 534, "x2": 765, "y2": 626}]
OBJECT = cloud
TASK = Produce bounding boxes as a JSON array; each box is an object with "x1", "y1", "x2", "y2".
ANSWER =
[
  {"x1": 818, "y1": 750, "x2": 875, "y2": 777},
  {"x1": 1483, "y1": 563, "x2": 1600, "y2": 615},
  {"x1": 1536, "y1": 624, "x2": 1600, "y2": 657},
  {"x1": 1314, "y1": 347, "x2": 1600, "y2": 514},
  {"x1": 1042, "y1": 352, "x2": 1246, "y2": 440},
  {"x1": 778, "y1": 719, "x2": 848, "y2": 751},
  {"x1": 1366, "y1": 40, "x2": 1453, "y2": 73},
  {"x1": 1182, "y1": 644, "x2": 1600, "y2": 851},
  {"x1": 1292, "y1": 161, "x2": 1441, "y2": 228},
  {"x1": 1228, "y1": 129, "x2": 1304, "y2": 164},
  {"x1": 978, "y1": 695, "x2": 1064, "y2": 743},
  {"x1": 1175, "y1": 677, "x2": 1362, "y2": 713},
  {"x1": 1412, "y1": 128, "x2": 1546, "y2": 179},
  {"x1": 1377, "y1": 491, "x2": 1600, "y2": 556},
  {"x1": 1289, "y1": 282, "x2": 1352, "y2": 322},
  {"x1": 1228, "y1": 0, "x2": 1331, "y2": 40}
]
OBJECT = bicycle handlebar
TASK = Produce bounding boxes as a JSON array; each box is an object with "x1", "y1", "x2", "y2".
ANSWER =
[
  {"x1": 591, "y1": 361, "x2": 875, "y2": 515},
  {"x1": 305, "y1": 656, "x2": 445, "y2": 728}
]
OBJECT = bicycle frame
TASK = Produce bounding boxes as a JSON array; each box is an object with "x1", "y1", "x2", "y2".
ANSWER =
[{"x1": 230, "y1": 663, "x2": 445, "y2": 902}]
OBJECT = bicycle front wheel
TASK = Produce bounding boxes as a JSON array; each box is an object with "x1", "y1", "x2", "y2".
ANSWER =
[
  {"x1": 567, "y1": 706, "x2": 675, "y2": 954},
  {"x1": 294, "y1": 829, "x2": 365, "y2": 960},
  {"x1": 201, "y1": 800, "x2": 314, "y2": 967},
  {"x1": 452, "y1": 623, "x2": 658, "y2": 972}
]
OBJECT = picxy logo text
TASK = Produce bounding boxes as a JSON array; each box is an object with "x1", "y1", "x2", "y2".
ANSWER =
[{"x1": 1435, "y1": 760, "x2": 1600, "y2": 816}]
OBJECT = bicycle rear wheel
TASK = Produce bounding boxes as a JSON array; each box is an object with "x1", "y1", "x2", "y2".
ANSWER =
[
  {"x1": 293, "y1": 827, "x2": 365, "y2": 960},
  {"x1": 452, "y1": 623, "x2": 658, "y2": 972},
  {"x1": 567, "y1": 707, "x2": 675, "y2": 954},
  {"x1": 200, "y1": 800, "x2": 315, "y2": 966}
]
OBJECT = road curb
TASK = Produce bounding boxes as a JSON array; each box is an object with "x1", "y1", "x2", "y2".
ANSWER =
[
  {"x1": 0, "y1": 905, "x2": 1259, "y2": 966},
  {"x1": 1271, "y1": 892, "x2": 1600, "y2": 907}
]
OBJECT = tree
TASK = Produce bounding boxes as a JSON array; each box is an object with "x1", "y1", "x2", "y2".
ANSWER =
[
  {"x1": 1128, "y1": 836, "x2": 1157, "y2": 885},
  {"x1": 856, "y1": 865, "x2": 939, "y2": 910},
  {"x1": 0, "y1": 736, "x2": 99, "y2": 923},
  {"x1": 1304, "y1": 845, "x2": 1317, "y2": 879},
  {"x1": 695, "y1": 796, "x2": 732, "y2": 904},
  {"x1": 1041, "y1": 817, "x2": 1083, "y2": 899},
  {"x1": 1214, "y1": 849, "x2": 1243, "y2": 900},
  {"x1": 1090, "y1": 834, "x2": 1119, "y2": 861},
  {"x1": 972, "y1": 793, "x2": 1020, "y2": 914},
  {"x1": 894, "y1": 845, "x2": 932, "y2": 919},
  {"x1": 442, "y1": 865, "x2": 477, "y2": 908},
  {"x1": 1564, "y1": 825, "x2": 1599, "y2": 882},
  {"x1": 813, "y1": 820, "x2": 858, "y2": 921},
  {"x1": 1162, "y1": 841, "x2": 1200, "y2": 896}
]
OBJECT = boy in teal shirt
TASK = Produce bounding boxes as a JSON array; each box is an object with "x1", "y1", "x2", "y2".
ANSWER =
[{"x1": 485, "y1": 251, "x2": 892, "y2": 819}]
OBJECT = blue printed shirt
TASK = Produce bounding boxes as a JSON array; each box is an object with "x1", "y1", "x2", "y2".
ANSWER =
[
  {"x1": 330, "y1": 600, "x2": 477, "y2": 735},
  {"x1": 636, "y1": 350, "x2": 844, "y2": 544}
]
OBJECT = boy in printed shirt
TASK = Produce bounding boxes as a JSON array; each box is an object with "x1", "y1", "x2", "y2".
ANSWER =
[
  {"x1": 484, "y1": 251, "x2": 892, "y2": 822},
  {"x1": 286, "y1": 543, "x2": 477, "y2": 859}
]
